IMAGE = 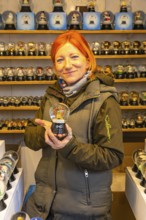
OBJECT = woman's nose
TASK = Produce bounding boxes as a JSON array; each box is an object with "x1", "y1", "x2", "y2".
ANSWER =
[{"x1": 64, "y1": 58, "x2": 72, "y2": 69}]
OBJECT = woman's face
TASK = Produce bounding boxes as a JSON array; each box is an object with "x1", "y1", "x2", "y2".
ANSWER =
[{"x1": 54, "y1": 42, "x2": 89, "y2": 85}]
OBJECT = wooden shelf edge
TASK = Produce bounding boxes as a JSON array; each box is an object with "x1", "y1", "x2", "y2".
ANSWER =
[
  {"x1": 0, "y1": 80, "x2": 56, "y2": 85},
  {"x1": 1, "y1": 30, "x2": 146, "y2": 34},
  {"x1": 120, "y1": 106, "x2": 146, "y2": 110},
  {"x1": 122, "y1": 128, "x2": 146, "y2": 132},
  {"x1": 0, "y1": 130, "x2": 25, "y2": 134},
  {"x1": 0, "y1": 106, "x2": 39, "y2": 111},
  {"x1": 114, "y1": 78, "x2": 146, "y2": 83}
]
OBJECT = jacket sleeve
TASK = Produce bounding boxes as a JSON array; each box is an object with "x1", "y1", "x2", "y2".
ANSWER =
[
  {"x1": 24, "y1": 96, "x2": 49, "y2": 151},
  {"x1": 59, "y1": 97, "x2": 124, "y2": 171}
]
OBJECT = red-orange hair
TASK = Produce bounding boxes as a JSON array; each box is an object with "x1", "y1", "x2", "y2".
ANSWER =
[{"x1": 50, "y1": 30, "x2": 96, "y2": 73}]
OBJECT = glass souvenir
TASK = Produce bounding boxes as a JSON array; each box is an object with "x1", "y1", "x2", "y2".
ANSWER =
[
  {"x1": 129, "y1": 91, "x2": 139, "y2": 106},
  {"x1": 141, "y1": 41, "x2": 146, "y2": 54},
  {"x1": 20, "y1": 96, "x2": 29, "y2": 106},
  {"x1": 125, "y1": 65, "x2": 136, "y2": 79},
  {"x1": 52, "y1": 0, "x2": 64, "y2": 12},
  {"x1": 119, "y1": 91, "x2": 129, "y2": 106},
  {"x1": 0, "y1": 42, "x2": 6, "y2": 56},
  {"x1": 2, "y1": 11, "x2": 16, "y2": 30},
  {"x1": 3, "y1": 96, "x2": 10, "y2": 107},
  {"x1": 139, "y1": 91, "x2": 146, "y2": 105},
  {"x1": 131, "y1": 41, "x2": 141, "y2": 54},
  {"x1": 11, "y1": 211, "x2": 30, "y2": 220},
  {"x1": 139, "y1": 161, "x2": 146, "y2": 187},
  {"x1": 49, "y1": 103, "x2": 70, "y2": 140},
  {"x1": 5, "y1": 67, "x2": 15, "y2": 81},
  {"x1": 133, "y1": 10, "x2": 145, "y2": 30},
  {"x1": 135, "y1": 151, "x2": 146, "y2": 179},
  {"x1": 16, "y1": 67, "x2": 25, "y2": 81},
  {"x1": 0, "y1": 157, "x2": 16, "y2": 181},
  {"x1": 16, "y1": 41, "x2": 26, "y2": 56},
  {"x1": 121, "y1": 40, "x2": 132, "y2": 55},
  {"x1": 101, "y1": 41, "x2": 112, "y2": 55},
  {"x1": 101, "y1": 11, "x2": 114, "y2": 30},
  {"x1": 67, "y1": 11, "x2": 82, "y2": 30},
  {"x1": 0, "y1": 180, "x2": 7, "y2": 211},
  {"x1": 37, "y1": 42, "x2": 47, "y2": 56},
  {"x1": 120, "y1": 0, "x2": 131, "y2": 12},
  {"x1": 114, "y1": 65, "x2": 125, "y2": 79},
  {"x1": 87, "y1": 0, "x2": 96, "y2": 12},
  {"x1": 129, "y1": 118, "x2": 135, "y2": 128},
  {"x1": 36, "y1": 67, "x2": 44, "y2": 80},
  {"x1": 138, "y1": 65, "x2": 146, "y2": 78},
  {"x1": 91, "y1": 41, "x2": 101, "y2": 55},
  {"x1": 135, "y1": 112, "x2": 145, "y2": 128},
  {"x1": 26, "y1": 67, "x2": 35, "y2": 80},
  {"x1": 44, "y1": 66, "x2": 55, "y2": 80},
  {"x1": 112, "y1": 41, "x2": 121, "y2": 55},
  {"x1": 36, "y1": 11, "x2": 49, "y2": 30},
  {"x1": 0, "y1": 68, "x2": 5, "y2": 81},
  {"x1": 0, "y1": 163, "x2": 12, "y2": 189},
  {"x1": 27, "y1": 42, "x2": 36, "y2": 56},
  {"x1": 7, "y1": 42, "x2": 16, "y2": 56},
  {"x1": 122, "y1": 118, "x2": 129, "y2": 129},
  {"x1": 3, "y1": 150, "x2": 19, "y2": 167},
  {"x1": 19, "y1": 0, "x2": 32, "y2": 12},
  {"x1": 132, "y1": 148, "x2": 144, "y2": 172},
  {"x1": 14, "y1": 96, "x2": 21, "y2": 107}
]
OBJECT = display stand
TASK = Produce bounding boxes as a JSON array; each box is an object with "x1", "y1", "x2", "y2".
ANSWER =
[
  {"x1": 21, "y1": 145, "x2": 42, "y2": 193},
  {"x1": 0, "y1": 169, "x2": 24, "y2": 220},
  {"x1": 0, "y1": 140, "x2": 5, "y2": 159},
  {"x1": 125, "y1": 167, "x2": 146, "y2": 220}
]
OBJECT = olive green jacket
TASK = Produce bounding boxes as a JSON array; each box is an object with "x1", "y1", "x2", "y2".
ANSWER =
[{"x1": 23, "y1": 73, "x2": 124, "y2": 219}]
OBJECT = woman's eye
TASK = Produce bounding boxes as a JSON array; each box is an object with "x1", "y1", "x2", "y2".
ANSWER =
[
  {"x1": 56, "y1": 58, "x2": 64, "y2": 63},
  {"x1": 71, "y1": 55, "x2": 79, "y2": 59}
]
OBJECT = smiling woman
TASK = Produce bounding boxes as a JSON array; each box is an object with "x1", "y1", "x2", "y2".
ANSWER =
[{"x1": 23, "y1": 30, "x2": 124, "y2": 220}]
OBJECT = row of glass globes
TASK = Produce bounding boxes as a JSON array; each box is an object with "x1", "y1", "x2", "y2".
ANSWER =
[
  {"x1": 113, "y1": 64, "x2": 146, "y2": 79},
  {"x1": 1, "y1": 40, "x2": 146, "y2": 57},
  {"x1": 122, "y1": 113, "x2": 146, "y2": 129},
  {"x1": 119, "y1": 91, "x2": 146, "y2": 106},
  {"x1": 0, "y1": 118, "x2": 28, "y2": 130},
  {"x1": 91, "y1": 40, "x2": 146, "y2": 55},
  {"x1": 132, "y1": 142, "x2": 146, "y2": 192},
  {"x1": 0, "y1": 41, "x2": 52, "y2": 56},
  {"x1": 1, "y1": 9, "x2": 146, "y2": 31},
  {"x1": 0, "y1": 96, "x2": 42, "y2": 107},
  {"x1": 0, "y1": 150, "x2": 19, "y2": 211},
  {"x1": 0, "y1": 66, "x2": 55, "y2": 81}
]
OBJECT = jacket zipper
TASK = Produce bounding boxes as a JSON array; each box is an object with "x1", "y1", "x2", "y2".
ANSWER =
[{"x1": 84, "y1": 169, "x2": 91, "y2": 205}]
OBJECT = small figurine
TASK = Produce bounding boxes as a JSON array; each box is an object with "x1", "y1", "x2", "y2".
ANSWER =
[
  {"x1": 53, "y1": 0, "x2": 64, "y2": 12},
  {"x1": 101, "y1": 11, "x2": 114, "y2": 30},
  {"x1": 37, "y1": 42, "x2": 47, "y2": 56},
  {"x1": 36, "y1": 11, "x2": 48, "y2": 30},
  {"x1": 120, "y1": 1, "x2": 128, "y2": 12},
  {"x1": 16, "y1": 41, "x2": 26, "y2": 56},
  {"x1": 133, "y1": 11, "x2": 145, "y2": 30},
  {"x1": 27, "y1": 42, "x2": 36, "y2": 56},
  {"x1": 2, "y1": 11, "x2": 16, "y2": 30},
  {"x1": 68, "y1": 11, "x2": 82, "y2": 30}
]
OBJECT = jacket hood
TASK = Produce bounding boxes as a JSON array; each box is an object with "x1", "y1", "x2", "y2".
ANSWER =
[{"x1": 95, "y1": 71, "x2": 114, "y2": 86}]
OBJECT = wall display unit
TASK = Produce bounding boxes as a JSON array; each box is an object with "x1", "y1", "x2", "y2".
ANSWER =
[{"x1": 0, "y1": 30, "x2": 146, "y2": 145}]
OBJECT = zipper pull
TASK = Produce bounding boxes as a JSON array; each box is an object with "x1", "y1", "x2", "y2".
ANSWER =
[{"x1": 85, "y1": 169, "x2": 88, "y2": 178}]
